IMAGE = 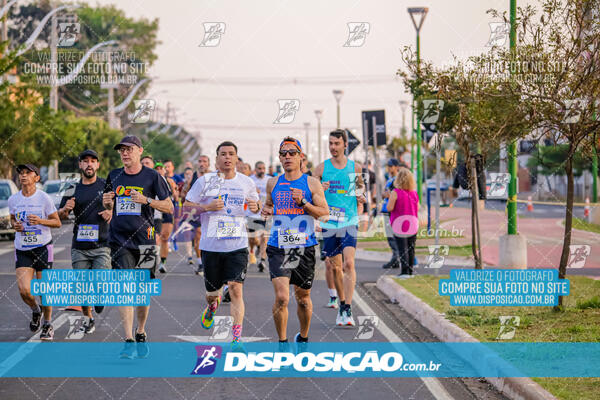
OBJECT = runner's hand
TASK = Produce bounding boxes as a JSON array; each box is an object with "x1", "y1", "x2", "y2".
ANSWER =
[
  {"x1": 13, "y1": 221, "x2": 24, "y2": 232},
  {"x1": 246, "y1": 198, "x2": 259, "y2": 213},
  {"x1": 102, "y1": 191, "x2": 115, "y2": 207},
  {"x1": 27, "y1": 214, "x2": 41, "y2": 225},
  {"x1": 291, "y1": 188, "x2": 304, "y2": 205},
  {"x1": 261, "y1": 204, "x2": 273, "y2": 219},
  {"x1": 206, "y1": 198, "x2": 224, "y2": 211},
  {"x1": 64, "y1": 197, "x2": 75, "y2": 211},
  {"x1": 321, "y1": 181, "x2": 330, "y2": 191},
  {"x1": 357, "y1": 193, "x2": 366, "y2": 204},
  {"x1": 98, "y1": 209, "x2": 112, "y2": 223},
  {"x1": 129, "y1": 189, "x2": 147, "y2": 204}
]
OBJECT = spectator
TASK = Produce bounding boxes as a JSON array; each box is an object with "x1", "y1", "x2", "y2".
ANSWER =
[
  {"x1": 381, "y1": 159, "x2": 402, "y2": 269},
  {"x1": 387, "y1": 167, "x2": 419, "y2": 278}
]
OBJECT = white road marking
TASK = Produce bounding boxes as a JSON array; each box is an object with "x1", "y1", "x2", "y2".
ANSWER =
[
  {"x1": 170, "y1": 335, "x2": 270, "y2": 342},
  {"x1": 353, "y1": 290, "x2": 455, "y2": 400}
]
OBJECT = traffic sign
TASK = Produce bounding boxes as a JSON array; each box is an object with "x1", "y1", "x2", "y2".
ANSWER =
[
  {"x1": 345, "y1": 129, "x2": 361, "y2": 155},
  {"x1": 361, "y1": 110, "x2": 387, "y2": 146}
]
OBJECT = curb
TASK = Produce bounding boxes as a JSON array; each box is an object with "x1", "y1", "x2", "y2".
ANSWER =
[
  {"x1": 356, "y1": 249, "x2": 476, "y2": 268},
  {"x1": 376, "y1": 276, "x2": 557, "y2": 400}
]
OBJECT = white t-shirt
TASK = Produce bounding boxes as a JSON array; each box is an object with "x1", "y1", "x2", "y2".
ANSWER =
[
  {"x1": 186, "y1": 172, "x2": 259, "y2": 252},
  {"x1": 8, "y1": 189, "x2": 57, "y2": 251},
  {"x1": 247, "y1": 174, "x2": 271, "y2": 218}
]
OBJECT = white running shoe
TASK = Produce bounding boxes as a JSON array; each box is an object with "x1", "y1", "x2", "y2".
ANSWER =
[
  {"x1": 344, "y1": 309, "x2": 356, "y2": 327},
  {"x1": 336, "y1": 309, "x2": 344, "y2": 326}
]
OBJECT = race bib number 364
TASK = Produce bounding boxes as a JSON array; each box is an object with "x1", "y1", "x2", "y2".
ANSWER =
[
  {"x1": 278, "y1": 229, "x2": 306, "y2": 248},
  {"x1": 116, "y1": 197, "x2": 142, "y2": 216}
]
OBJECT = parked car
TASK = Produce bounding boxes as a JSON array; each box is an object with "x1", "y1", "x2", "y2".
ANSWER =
[
  {"x1": 0, "y1": 179, "x2": 18, "y2": 240},
  {"x1": 42, "y1": 179, "x2": 79, "y2": 220}
]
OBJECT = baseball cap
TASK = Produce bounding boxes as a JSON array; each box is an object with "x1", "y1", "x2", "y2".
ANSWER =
[
  {"x1": 387, "y1": 158, "x2": 401, "y2": 167},
  {"x1": 78, "y1": 149, "x2": 99, "y2": 161},
  {"x1": 154, "y1": 162, "x2": 164, "y2": 168},
  {"x1": 114, "y1": 135, "x2": 142, "y2": 150},
  {"x1": 279, "y1": 138, "x2": 302, "y2": 152},
  {"x1": 16, "y1": 164, "x2": 40, "y2": 176}
]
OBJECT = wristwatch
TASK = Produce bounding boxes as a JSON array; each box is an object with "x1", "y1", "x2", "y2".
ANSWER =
[
  {"x1": 300, "y1": 198, "x2": 308, "y2": 207},
  {"x1": 146, "y1": 197, "x2": 153, "y2": 205}
]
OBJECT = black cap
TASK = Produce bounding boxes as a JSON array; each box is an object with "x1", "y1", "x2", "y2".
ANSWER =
[
  {"x1": 114, "y1": 135, "x2": 142, "y2": 150},
  {"x1": 16, "y1": 164, "x2": 40, "y2": 176},
  {"x1": 387, "y1": 158, "x2": 401, "y2": 167},
  {"x1": 78, "y1": 149, "x2": 99, "y2": 161}
]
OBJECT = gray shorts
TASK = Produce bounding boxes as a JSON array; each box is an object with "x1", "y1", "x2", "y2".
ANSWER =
[{"x1": 71, "y1": 247, "x2": 111, "y2": 270}]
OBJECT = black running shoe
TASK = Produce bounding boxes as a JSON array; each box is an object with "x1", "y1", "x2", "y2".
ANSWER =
[
  {"x1": 195, "y1": 263, "x2": 204, "y2": 275},
  {"x1": 40, "y1": 323, "x2": 54, "y2": 341},
  {"x1": 257, "y1": 261, "x2": 265, "y2": 273},
  {"x1": 94, "y1": 305, "x2": 104, "y2": 314},
  {"x1": 222, "y1": 286, "x2": 231, "y2": 303},
  {"x1": 135, "y1": 331, "x2": 149, "y2": 358},
  {"x1": 30, "y1": 311, "x2": 42, "y2": 332},
  {"x1": 84, "y1": 319, "x2": 96, "y2": 334},
  {"x1": 120, "y1": 339, "x2": 136, "y2": 359},
  {"x1": 382, "y1": 260, "x2": 399, "y2": 269}
]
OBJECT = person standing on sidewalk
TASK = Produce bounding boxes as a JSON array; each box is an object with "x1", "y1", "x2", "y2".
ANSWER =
[
  {"x1": 58, "y1": 150, "x2": 112, "y2": 334},
  {"x1": 381, "y1": 159, "x2": 403, "y2": 269},
  {"x1": 102, "y1": 135, "x2": 173, "y2": 358},
  {"x1": 387, "y1": 167, "x2": 419, "y2": 277}
]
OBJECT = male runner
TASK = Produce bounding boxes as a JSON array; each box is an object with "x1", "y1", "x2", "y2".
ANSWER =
[
  {"x1": 141, "y1": 156, "x2": 162, "y2": 245},
  {"x1": 9, "y1": 164, "x2": 61, "y2": 340},
  {"x1": 262, "y1": 138, "x2": 328, "y2": 348},
  {"x1": 248, "y1": 161, "x2": 270, "y2": 272},
  {"x1": 156, "y1": 162, "x2": 179, "y2": 273},
  {"x1": 58, "y1": 150, "x2": 112, "y2": 333},
  {"x1": 185, "y1": 141, "x2": 259, "y2": 348},
  {"x1": 314, "y1": 130, "x2": 365, "y2": 326},
  {"x1": 164, "y1": 160, "x2": 183, "y2": 185},
  {"x1": 189, "y1": 155, "x2": 211, "y2": 273},
  {"x1": 102, "y1": 135, "x2": 173, "y2": 358}
]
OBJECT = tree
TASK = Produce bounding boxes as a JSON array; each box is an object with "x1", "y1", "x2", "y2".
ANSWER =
[{"x1": 142, "y1": 131, "x2": 184, "y2": 167}]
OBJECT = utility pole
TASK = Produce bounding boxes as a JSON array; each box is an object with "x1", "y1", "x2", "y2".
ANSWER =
[
  {"x1": 49, "y1": 3, "x2": 58, "y2": 179},
  {"x1": 303, "y1": 122, "x2": 310, "y2": 161}
]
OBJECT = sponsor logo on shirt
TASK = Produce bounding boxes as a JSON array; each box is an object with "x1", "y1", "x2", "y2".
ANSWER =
[{"x1": 115, "y1": 185, "x2": 144, "y2": 196}]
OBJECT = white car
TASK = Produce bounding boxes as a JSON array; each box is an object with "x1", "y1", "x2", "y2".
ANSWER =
[
  {"x1": 43, "y1": 179, "x2": 80, "y2": 220},
  {"x1": 0, "y1": 179, "x2": 18, "y2": 240}
]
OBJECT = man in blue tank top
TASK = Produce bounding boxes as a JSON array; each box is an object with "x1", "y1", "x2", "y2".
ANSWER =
[
  {"x1": 261, "y1": 137, "x2": 328, "y2": 349},
  {"x1": 314, "y1": 130, "x2": 365, "y2": 327}
]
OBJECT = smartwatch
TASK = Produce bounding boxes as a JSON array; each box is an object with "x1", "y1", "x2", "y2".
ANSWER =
[
  {"x1": 300, "y1": 198, "x2": 308, "y2": 207},
  {"x1": 147, "y1": 197, "x2": 153, "y2": 205}
]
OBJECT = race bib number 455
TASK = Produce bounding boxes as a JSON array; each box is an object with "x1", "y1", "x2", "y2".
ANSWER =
[
  {"x1": 116, "y1": 196, "x2": 142, "y2": 216},
  {"x1": 20, "y1": 230, "x2": 42, "y2": 248}
]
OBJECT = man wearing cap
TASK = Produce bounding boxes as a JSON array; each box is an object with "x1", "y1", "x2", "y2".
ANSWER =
[
  {"x1": 9, "y1": 164, "x2": 61, "y2": 340},
  {"x1": 381, "y1": 158, "x2": 404, "y2": 269},
  {"x1": 102, "y1": 135, "x2": 173, "y2": 358},
  {"x1": 154, "y1": 161, "x2": 179, "y2": 274},
  {"x1": 58, "y1": 150, "x2": 112, "y2": 334}
]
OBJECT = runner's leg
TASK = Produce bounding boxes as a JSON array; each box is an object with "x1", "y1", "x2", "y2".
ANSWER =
[
  {"x1": 294, "y1": 286, "x2": 312, "y2": 339},
  {"x1": 272, "y1": 277, "x2": 290, "y2": 341},
  {"x1": 227, "y1": 281, "x2": 244, "y2": 340},
  {"x1": 16, "y1": 267, "x2": 37, "y2": 309},
  {"x1": 342, "y1": 246, "x2": 357, "y2": 304},
  {"x1": 329, "y1": 254, "x2": 345, "y2": 303}
]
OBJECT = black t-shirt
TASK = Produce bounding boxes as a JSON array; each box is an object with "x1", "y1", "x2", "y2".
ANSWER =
[
  {"x1": 60, "y1": 178, "x2": 109, "y2": 250},
  {"x1": 104, "y1": 166, "x2": 170, "y2": 250}
]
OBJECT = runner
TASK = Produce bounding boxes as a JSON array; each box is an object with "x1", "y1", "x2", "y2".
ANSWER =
[
  {"x1": 184, "y1": 141, "x2": 259, "y2": 349},
  {"x1": 164, "y1": 160, "x2": 183, "y2": 185},
  {"x1": 261, "y1": 137, "x2": 328, "y2": 349},
  {"x1": 141, "y1": 156, "x2": 162, "y2": 246},
  {"x1": 58, "y1": 150, "x2": 112, "y2": 334},
  {"x1": 102, "y1": 135, "x2": 173, "y2": 358},
  {"x1": 188, "y1": 155, "x2": 211, "y2": 274},
  {"x1": 155, "y1": 162, "x2": 179, "y2": 274},
  {"x1": 9, "y1": 164, "x2": 61, "y2": 340},
  {"x1": 248, "y1": 161, "x2": 270, "y2": 272},
  {"x1": 314, "y1": 129, "x2": 365, "y2": 326}
]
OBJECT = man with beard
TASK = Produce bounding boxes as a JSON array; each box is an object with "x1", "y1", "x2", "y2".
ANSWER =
[{"x1": 58, "y1": 150, "x2": 113, "y2": 334}]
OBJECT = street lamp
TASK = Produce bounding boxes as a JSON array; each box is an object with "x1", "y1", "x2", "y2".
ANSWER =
[
  {"x1": 332, "y1": 90, "x2": 343, "y2": 129},
  {"x1": 399, "y1": 100, "x2": 408, "y2": 139},
  {"x1": 303, "y1": 122, "x2": 311, "y2": 161},
  {"x1": 408, "y1": 6, "x2": 428, "y2": 202},
  {"x1": 314, "y1": 110, "x2": 323, "y2": 163}
]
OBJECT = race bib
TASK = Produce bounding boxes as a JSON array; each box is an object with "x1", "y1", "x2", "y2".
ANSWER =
[
  {"x1": 329, "y1": 206, "x2": 346, "y2": 222},
  {"x1": 278, "y1": 228, "x2": 306, "y2": 248},
  {"x1": 76, "y1": 224, "x2": 99, "y2": 242},
  {"x1": 137, "y1": 245, "x2": 158, "y2": 270},
  {"x1": 20, "y1": 230, "x2": 42, "y2": 248},
  {"x1": 216, "y1": 220, "x2": 242, "y2": 240},
  {"x1": 116, "y1": 196, "x2": 142, "y2": 216}
]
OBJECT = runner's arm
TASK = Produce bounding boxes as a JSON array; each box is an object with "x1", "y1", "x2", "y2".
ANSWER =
[
  {"x1": 304, "y1": 176, "x2": 329, "y2": 221},
  {"x1": 27, "y1": 211, "x2": 61, "y2": 228},
  {"x1": 260, "y1": 177, "x2": 276, "y2": 219}
]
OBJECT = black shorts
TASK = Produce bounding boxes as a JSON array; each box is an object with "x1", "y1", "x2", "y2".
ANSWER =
[
  {"x1": 162, "y1": 213, "x2": 174, "y2": 224},
  {"x1": 202, "y1": 248, "x2": 248, "y2": 292},
  {"x1": 267, "y1": 245, "x2": 316, "y2": 290},
  {"x1": 247, "y1": 218, "x2": 266, "y2": 233},
  {"x1": 15, "y1": 244, "x2": 54, "y2": 271},
  {"x1": 154, "y1": 218, "x2": 163, "y2": 235},
  {"x1": 110, "y1": 245, "x2": 157, "y2": 279}
]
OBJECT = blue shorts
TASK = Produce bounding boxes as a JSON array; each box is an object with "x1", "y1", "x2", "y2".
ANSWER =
[{"x1": 322, "y1": 227, "x2": 357, "y2": 257}]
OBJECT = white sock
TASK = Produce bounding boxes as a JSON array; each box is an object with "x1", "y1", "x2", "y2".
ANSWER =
[
  {"x1": 328, "y1": 289, "x2": 337, "y2": 298},
  {"x1": 197, "y1": 257, "x2": 202, "y2": 265}
]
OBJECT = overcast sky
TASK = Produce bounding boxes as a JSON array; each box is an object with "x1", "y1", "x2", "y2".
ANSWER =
[{"x1": 93, "y1": 0, "x2": 532, "y2": 167}]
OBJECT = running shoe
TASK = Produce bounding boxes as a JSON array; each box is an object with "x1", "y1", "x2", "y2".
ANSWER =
[
  {"x1": 326, "y1": 296, "x2": 338, "y2": 309},
  {"x1": 29, "y1": 310, "x2": 42, "y2": 332},
  {"x1": 187, "y1": 257, "x2": 194, "y2": 265},
  {"x1": 230, "y1": 337, "x2": 246, "y2": 353},
  {"x1": 257, "y1": 260, "x2": 265, "y2": 273},
  {"x1": 336, "y1": 308, "x2": 344, "y2": 326},
  {"x1": 195, "y1": 263, "x2": 204, "y2": 275},
  {"x1": 222, "y1": 286, "x2": 231, "y2": 303},
  {"x1": 382, "y1": 260, "x2": 399, "y2": 269},
  {"x1": 249, "y1": 252, "x2": 257, "y2": 265},
  {"x1": 278, "y1": 340, "x2": 291, "y2": 353},
  {"x1": 343, "y1": 306, "x2": 356, "y2": 327},
  {"x1": 40, "y1": 323, "x2": 54, "y2": 341},
  {"x1": 135, "y1": 331, "x2": 149, "y2": 358},
  {"x1": 120, "y1": 339, "x2": 136, "y2": 359},
  {"x1": 84, "y1": 318, "x2": 96, "y2": 334},
  {"x1": 158, "y1": 263, "x2": 167, "y2": 274},
  {"x1": 201, "y1": 296, "x2": 221, "y2": 329},
  {"x1": 294, "y1": 332, "x2": 308, "y2": 354},
  {"x1": 94, "y1": 305, "x2": 104, "y2": 314}
]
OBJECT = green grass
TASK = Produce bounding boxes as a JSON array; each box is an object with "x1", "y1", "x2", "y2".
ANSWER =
[
  {"x1": 363, "y1": 244, "x2": 474, "y2": 258},
  {"x1": 570, "y1": 217, "x2": 600, "y2": 234},
  {"x1": 393, "y1": 275, "x2": 600, "y2": 400}
]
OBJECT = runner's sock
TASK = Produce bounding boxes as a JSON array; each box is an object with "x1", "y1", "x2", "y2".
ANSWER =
[
  {"x1": 197, "y1": 257, "x2": 202, "y2": 265},
  {"x1": 328, "y1": 289, "x2": 337, "y2": 298},
  {"x1": 340, "y1": 300, "x2": 346, "y2": 309},
  {"x1": 278, "y1": 339, "x2": 288, "y2": 343},
  {"x1": 296, "y1": 334, "x2": 308, "y2": 342},
  {"x1": 160, "y1": 257, "x2": 166, "y2": 264},
  {"x1": 31, "y1": 304, "x2": 41, "y2": 313},
  {"x1": 232, "y1": 324, "x2": 242, "y2": 341}
]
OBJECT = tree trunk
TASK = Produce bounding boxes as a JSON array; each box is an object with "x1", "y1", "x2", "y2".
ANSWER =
[
  {"x1": 471, "y1": 159, "x2": 482, "y2": 269},
  {"x1": 557, "y1": 146, "x2": 575, "y2": 307}
]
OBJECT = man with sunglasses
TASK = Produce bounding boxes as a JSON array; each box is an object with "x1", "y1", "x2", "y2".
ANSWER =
[
  {"x1": 102, "y1": 135, "x2": 173, "y2": 358},
  {"x1": 261, "y1": 138, "x2": 328, "y2": 349},
  {"x1": 314, "y1": 129, "x2": 365, "y2": 327}
]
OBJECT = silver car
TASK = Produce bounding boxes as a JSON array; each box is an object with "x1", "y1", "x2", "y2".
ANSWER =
[
  {"x1": 0, "y1": 179, "x2": 18, "y2": 240},
  {"x1": 42, "y1": 179, "x2": 79, "y2": 220}
]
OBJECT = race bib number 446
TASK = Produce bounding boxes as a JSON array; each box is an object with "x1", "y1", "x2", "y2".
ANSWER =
[
  {"x1": 116, "y1": 197, "x2": 141, "y2": 216},
  {"x1": 20, "y1": 230, "x2": 42, "y2": 248},
  {"x1": 76, "y1": 224, "x2": 99, "y2": 242}
]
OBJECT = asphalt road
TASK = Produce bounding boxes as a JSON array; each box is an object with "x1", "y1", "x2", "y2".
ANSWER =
[{"x1": 0, "y1": 224, "x2": 508, "y2": 400}]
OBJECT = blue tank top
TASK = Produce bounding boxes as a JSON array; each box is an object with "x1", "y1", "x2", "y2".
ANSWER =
[
  {"x1": 267, "y1": 174, "x2": 317, "y2": 248},
  {"x1": 321, "y1": 158, "x2": 358, "y2": 228}
]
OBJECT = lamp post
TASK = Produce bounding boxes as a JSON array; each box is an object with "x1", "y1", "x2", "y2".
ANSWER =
[
  {"x1": 303, "y1": 122, "x2": 311, "y2": 161},
  {"x1": 314, "y1": 110, "x2": 323, "y2": 163},
  {"x1": 408, "y1": 6, "x2": 428, "y2": 202},
  {"x1": 399, "y1": 100, "x2": 408, "y2": 139},
  {"x1": 507, "y1": 0, "x2": 518, "y2": 236},
  {"x1": 332, "y1": 90, "x2": 343, "y2": 129}
]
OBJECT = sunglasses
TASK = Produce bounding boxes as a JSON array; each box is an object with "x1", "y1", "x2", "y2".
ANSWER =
[{"x1": 279, "y1": 149, "x2": 300, "y2": 157}]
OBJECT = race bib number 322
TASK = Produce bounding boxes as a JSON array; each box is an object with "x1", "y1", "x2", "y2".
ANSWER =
[{"x1": 116, "y1": 197, "x2": 142, "y2": 216}]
